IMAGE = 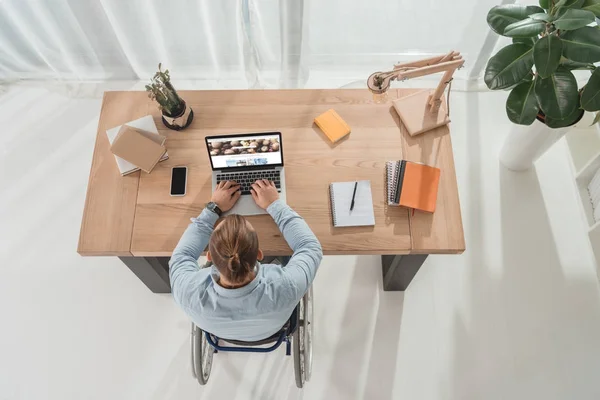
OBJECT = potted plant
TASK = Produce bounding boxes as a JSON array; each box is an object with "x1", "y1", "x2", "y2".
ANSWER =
[
  {"x1": 145, "y1": 64, "x2": 194, "y2": 130},
  {"x1": 484, "y1": 0, "x2": 600, "y2": 170}
]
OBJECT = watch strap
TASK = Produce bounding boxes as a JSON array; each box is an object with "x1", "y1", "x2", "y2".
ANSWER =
[{"x1": 206, "y1": 202, "x2": 222, "y2": 216}]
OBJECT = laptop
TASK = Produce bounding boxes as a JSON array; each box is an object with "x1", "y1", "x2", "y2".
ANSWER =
[{"x1": 205, "y1": 132, "x2": 287, "y2": 216}]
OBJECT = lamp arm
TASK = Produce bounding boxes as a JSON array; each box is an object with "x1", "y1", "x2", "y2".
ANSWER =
[
  {"x1": 429, "y1": 69, "x2": 456, "y2": 110},
  {"x1": 395, "y1": 59, "x2": 463, "y2": 81},
  {"x1": 393, "y1": 51, "x2": 459, "y2": 70},
  {"x1": 367, "y1": 52, "x2": 464, "y2": 96},
  {"x1": 367, "y1": 51, "x2": 466, "y2": 137}
]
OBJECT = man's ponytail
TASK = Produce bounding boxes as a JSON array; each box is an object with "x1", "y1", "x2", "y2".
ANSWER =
[{"x1": 209, "y1": 215, "x2": 259, "y2": 286}]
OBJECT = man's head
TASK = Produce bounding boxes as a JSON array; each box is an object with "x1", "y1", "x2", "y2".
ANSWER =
[{"x1": 207, "y1": 214, "x2": 263, "y2": 286}]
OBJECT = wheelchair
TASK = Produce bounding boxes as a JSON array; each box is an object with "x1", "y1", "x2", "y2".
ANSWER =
[{"x1": 191, "y1": 286, "x2": 313, "y2": 388}]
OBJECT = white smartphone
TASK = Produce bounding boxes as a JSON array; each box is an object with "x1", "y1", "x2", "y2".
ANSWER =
[{"x1": 170, "y1": 166, "x2": 187, "y2": 196}]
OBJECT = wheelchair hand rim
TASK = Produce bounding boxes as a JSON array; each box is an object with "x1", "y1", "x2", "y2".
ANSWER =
[
  {"x1": 201, "y1": 332, "x2": 214, "y2": 381},
  {"x1": 304, "y1": 287, "x2": 313, "y2": 381}
]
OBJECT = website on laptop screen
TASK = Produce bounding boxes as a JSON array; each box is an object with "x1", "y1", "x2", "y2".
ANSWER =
[{"x1": 208, "y1": 134, "x2": 282, "y2": 169}]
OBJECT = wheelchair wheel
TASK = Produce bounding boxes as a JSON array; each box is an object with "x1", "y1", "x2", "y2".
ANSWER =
[
  {"x1": 293, "y1": 287, "x2": 313, "y2": 388},
  {"x1": 191, "y1": 323, "x2": 214, "y2": 385}
]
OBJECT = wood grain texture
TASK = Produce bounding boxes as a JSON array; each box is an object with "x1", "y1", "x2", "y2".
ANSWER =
[
  {"x1": 396, "y1": 89, "x2": 466, "y2": 254},
  {"x1": 78, "y1": 92, "x2": 149, "y2": 256},
  {"x1": 131, "y1": 89, "x2": 463, "y2": 256},
  {"x1": 80, "y1": 89, "x2": 464, "y2": 257}
]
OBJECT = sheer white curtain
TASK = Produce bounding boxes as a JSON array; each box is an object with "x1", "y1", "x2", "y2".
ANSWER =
[{"x1": 0, "y1": 0, "x2": 503, "y2": 87}]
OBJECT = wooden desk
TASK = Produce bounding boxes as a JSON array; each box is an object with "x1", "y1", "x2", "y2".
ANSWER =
[{"x1": 78, "y1": 89, "x2": 465, "y2": 292}]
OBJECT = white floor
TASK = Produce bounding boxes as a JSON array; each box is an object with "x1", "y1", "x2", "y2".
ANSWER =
[{"x1": 1, "y1": 80, "x2": 600, "y2": 400}]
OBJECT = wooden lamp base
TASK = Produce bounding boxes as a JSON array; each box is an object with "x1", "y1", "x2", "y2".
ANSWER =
[{"x1": 392, "y1": 89, "x2": 450, "y2": 137}]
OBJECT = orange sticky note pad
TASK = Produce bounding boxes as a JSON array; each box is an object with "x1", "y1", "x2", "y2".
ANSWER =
[{"x1": 314, "y1": 109, "x2": 351, "y2": 143}]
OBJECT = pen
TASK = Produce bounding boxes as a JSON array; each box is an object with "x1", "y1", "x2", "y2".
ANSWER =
[{"x1": 350, "y1": 181, "x2": 358, "y2": 211}]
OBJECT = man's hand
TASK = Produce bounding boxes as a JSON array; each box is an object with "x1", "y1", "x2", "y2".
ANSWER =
[
  {"x1": 250, "y1": 180, "x2": 279, "y2": 209},
  {"x1": 211, "y1": 181, "x2": 241, "y2": 212}
]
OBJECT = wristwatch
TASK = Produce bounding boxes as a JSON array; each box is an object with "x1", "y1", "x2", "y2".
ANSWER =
[{"x1": 206, "y1": 202, "x2": 222, "y2": 216}]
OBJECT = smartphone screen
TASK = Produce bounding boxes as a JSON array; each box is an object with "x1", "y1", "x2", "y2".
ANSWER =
[{"x1": 170, "y1": 167, "x2": 187, "y2": 196}]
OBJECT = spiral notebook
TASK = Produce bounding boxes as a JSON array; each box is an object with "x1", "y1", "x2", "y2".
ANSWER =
[
  {"x1": 329, "y1": 180, "x2": 375, "y2": 227},
  {"x1": 386, "y1": 160, "x2": 440, "y2": 213}
]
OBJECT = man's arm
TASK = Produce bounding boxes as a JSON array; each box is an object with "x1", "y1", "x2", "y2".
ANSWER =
[
  {"x1": 267, "y1": 199, "x2": 323, "y2": 297},
  {"x1": 169, "y1": 209, "x2": 219, "y2": 303},
  {"x1": 169, "y1": 181, "x2": 241, "y2": 303}
]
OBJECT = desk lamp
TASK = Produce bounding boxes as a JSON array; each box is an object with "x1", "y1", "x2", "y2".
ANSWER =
[{"x1": 367, "y1": 51, "x2": 464, "y2": 136}]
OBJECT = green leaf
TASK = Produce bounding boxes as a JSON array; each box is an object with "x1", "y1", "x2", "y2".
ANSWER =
[
  {"x1": 504, "y1": 18, "x2": 547, "y2": 37},
  {"x1": 484, "y1": 44, "x2": 535, "y2": 90},
  {"x1": 545, "y1": 109, "x2": 584, "y2": 128},
  {"x1": 560, "y1": 58, "x2": 596, "y2": 69},
  {"x1": 487, "y1": 5, "x2": 545, "y2": 35},
  {"x1": 513, "y1": 37, "x2": 536, "y2": 47},
  {"x1": 561, "y1": 27, "x2": 600, "y2": 63},
  {"x1": 592, "y1": 111, "x2": 600, "y2": 125},
  {"x1": 545, "y1": 106, "x2": 584, "y2": 127},
  {"x1": 554, "y1": 9, "x2": 596, "y2": 30},
  {"x1": 530, "y1": 12, "x2": 553, "y2": 21},
  {"x1": 505, "y1": 71, "x2": 535, "y2": 91},
  {"x1": 540, "y1": 0, "x2": 550, "y2": 9},
  {"x1": 583, "y1": 4, "x2": 600, "y2": 15},
  {"x1": 535, "y1": 67, "x2": 579, "y2": 118},
  {"x1": 581, "y1": 67, "x2": 600, "y2": 111},
  {"x1": 582, "y1": 0, "x2": 600, "y2": 17},
  {"x1": 556, "y1": 0, "x2": 585, "y2": 8},
  {"x1": 534, "y1": 35, "x2": 563, "y2": 77},
  {"x1": 506, "y1": 80, "x2": 540, "y2": 124}
]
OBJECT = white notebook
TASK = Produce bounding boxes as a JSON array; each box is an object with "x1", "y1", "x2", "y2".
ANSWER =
[
  {"x1": 329, "y1": 180, "x2": 375, "y2": 227},
  {"x1": 106, "y1": 115, "x2": 168, "y2": 176}
]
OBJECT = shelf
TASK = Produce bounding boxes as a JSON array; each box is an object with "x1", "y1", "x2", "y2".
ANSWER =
[
  {"x1": 565, "y1": 119, "x2": 600, "y2": 274},
  {"x1": 576, "y1": 175, "x2": 596, "y2": 229},
  {"x1": 590, "y1": 219, "x2": 600, "y2": 234},
  {"x1": 569, "y1": 123, "x2": 600, "y2": 231},
  {"x1": 566, "y1": 124, "x2": 600, "y2": 173},
  {"x1": 576, "y1": 150, "x2": 600, "y2": 183}
]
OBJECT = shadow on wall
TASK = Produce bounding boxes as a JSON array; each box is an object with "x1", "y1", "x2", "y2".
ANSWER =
[{"x1": 448, "y1": 162, "x2": 600, "y2": 399}]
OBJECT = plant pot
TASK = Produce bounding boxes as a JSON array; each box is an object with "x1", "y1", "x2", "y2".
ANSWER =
[
  {"x1": 162, "y1": 100, "x2": 194, "y2": 131},
  {"x1": 571, "y1": 111, "x2": 597, "y2": 129},
  {"x1": 499, "y1": 111, "x2": 585, "y2": 171}
]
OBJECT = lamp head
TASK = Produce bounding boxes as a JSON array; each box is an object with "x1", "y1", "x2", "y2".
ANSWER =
[{"x1": 367, "y1": 72, "x2": 391, "y2": 94}]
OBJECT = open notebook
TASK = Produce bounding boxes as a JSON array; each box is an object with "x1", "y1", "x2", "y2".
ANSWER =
[{"x1": 329, "y1": 180, "x2": 375, "y2": 227}]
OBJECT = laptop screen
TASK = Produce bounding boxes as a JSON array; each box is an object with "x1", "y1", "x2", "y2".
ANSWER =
[{"x1": 206, "y1": 132, "x2": 283, "y2": 170}]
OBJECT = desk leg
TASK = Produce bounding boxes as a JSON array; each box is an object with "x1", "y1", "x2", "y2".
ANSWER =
[
  {"x1": 381, "y1": 255, "x2": 428, "y2": 291},
  {"x1": 119, "y1": 257, "x2": 171, "y2": 294}
]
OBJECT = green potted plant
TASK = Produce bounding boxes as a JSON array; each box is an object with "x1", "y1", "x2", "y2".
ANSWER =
[
  {"x1": 484, "y1": 0, "x2": 600, "y2": 170},
  {"x1": 145, "y1": 63, "x2": 194, "y2": 130}
]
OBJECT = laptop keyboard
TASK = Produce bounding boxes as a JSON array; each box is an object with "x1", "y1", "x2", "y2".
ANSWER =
[{"x1": 217, "y1": 170, "x2": 281, "y2": 195}]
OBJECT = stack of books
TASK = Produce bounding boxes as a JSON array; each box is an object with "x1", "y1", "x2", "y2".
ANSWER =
[
  {"x1": 105, "y1": 115, "x2": 168, "y2": 175},
  {"x1": 386, "y1": 160, "x2": 441, "y2": 213},
  {"x1": 587, "y1": 168, "x2": 600, "y2": 222}
]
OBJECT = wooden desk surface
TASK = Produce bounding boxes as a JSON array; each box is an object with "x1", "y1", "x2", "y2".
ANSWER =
[{"x1": 78, "y1": 89, "x2": 465, "y2": 257}]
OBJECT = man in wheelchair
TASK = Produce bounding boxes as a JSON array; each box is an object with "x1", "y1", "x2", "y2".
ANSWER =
[{"x1": 169, "y1": 180, "x2": 323, "y2": 342}]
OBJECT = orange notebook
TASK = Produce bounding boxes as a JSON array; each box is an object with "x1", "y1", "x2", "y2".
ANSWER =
[
  {"x1": 386, "y1": 160, "x2": 440, "y2": 213},
  {"x1": 314, "y1": 109, "x2": 351, "y2": 143}
]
